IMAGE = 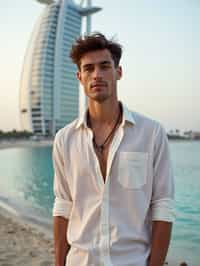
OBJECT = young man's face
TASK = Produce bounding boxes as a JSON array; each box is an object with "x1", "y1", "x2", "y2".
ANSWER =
[{"x1": 77, "y1": 49, "x2": 122, "y2": 103}]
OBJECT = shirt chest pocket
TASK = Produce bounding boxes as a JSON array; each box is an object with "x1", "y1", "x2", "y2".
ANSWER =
[{"x1": 118, "y1": 152, "x2": 148, "y2": 189}]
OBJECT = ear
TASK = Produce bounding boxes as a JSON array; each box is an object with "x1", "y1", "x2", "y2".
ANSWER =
[
  {"x1": 77, "y1": 71, "x2": 81, "y2": 82},
  {"x1": 116, "y1": 66, "x2": 122, "y2": 80}
]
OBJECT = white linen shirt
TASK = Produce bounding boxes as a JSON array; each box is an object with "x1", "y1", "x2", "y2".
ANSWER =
[{"x1": 52, "y1": 103, "x2": 175, "y2": 266}]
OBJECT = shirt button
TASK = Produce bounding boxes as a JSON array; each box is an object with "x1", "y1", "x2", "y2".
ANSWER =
[
  {"x1": 102, "y1": 247, "x2": 107, "y2": 256},
  {"x1": 102, "y1": 197, "x2": 108, "y2": 205},
  {"x1": 102, "y1": 224, "x2": 107, "y2": 234}
]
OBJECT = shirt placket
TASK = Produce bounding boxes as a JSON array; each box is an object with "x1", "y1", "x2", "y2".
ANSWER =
[
  {"x1": 99, "y1": 126, "x2": 124, "y2": 266},
  {"x1": 87, "y1": 127, "x2": 111, "y2": 265}
]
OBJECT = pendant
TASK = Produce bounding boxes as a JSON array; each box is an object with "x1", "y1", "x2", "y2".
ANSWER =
[
  {"x1": 93, "y1": 138, "x2": 104, "y2": 155},
  {"x1": 98, "y1": 145, "x2": 104, "y2": 154},
  {"x1": 94, "y1": 142, "x2": 104, "y2": 154}
]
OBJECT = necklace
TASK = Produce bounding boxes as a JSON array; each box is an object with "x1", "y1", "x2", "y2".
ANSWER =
[{"x1": 88, "y1": 107, "x2": 122, "y2": 155}]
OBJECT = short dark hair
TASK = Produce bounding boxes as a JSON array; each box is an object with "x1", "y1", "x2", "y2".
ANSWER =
[{"x1": 70, "y1": 32, "x2": 122, "y2": 69}]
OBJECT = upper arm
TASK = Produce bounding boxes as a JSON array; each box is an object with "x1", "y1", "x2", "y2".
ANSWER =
[
  {"x1": 151, "y1": 124, "x2": 176, "y2": 222},
  {"x1": 52, "y1": 131, "x2": 73, "y2": 219}
]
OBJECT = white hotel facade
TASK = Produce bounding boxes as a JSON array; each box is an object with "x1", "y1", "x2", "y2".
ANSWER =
[{"x1": 19, "y1": 0, "x2": 101, "y2": 135}]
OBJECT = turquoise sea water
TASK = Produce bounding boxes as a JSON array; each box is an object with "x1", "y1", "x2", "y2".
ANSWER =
[{"x1": 0, "y1": 141, "x2": 199, "y2": 265}]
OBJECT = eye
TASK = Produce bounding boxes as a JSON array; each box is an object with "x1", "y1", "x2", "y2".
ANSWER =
[
  {"x1": 100, "y1": 63, "x2": 111, "y2": 70},
  {"x1": 83, "y1": 65, "x2": 94, "y2": 72}
]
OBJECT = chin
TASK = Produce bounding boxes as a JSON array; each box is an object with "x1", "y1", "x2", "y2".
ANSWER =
[{"x1": 90, "y1": 95, "x2": 109, "y2": 103}]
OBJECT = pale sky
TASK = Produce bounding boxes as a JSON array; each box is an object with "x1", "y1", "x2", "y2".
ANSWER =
[{"x1": 0, "y1": 0, "x2": 199, "y2": 132}]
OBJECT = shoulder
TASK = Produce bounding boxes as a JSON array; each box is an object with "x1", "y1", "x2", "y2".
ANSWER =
[
  {"x1": 132, "y1": 110, "x2": 164, "y2": 132},
  {"x1": 54, "y1": 118, "x2": 79, "y2": 146},
  {"x1": 131, "y1": 111, "x2": 170, "y2": 157},
  {"x1": 127, "y1": 108, "x2": 168, "y2": 144}
]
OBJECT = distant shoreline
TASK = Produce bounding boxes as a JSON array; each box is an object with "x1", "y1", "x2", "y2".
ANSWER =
[
  {"x1": 0, "y1": 137, "x2": 199, "y2": 151},
  {"x1": 168, "y1": 136, "x2": 200, "y2": 141},
  {"x1": 0, "y1": 139, "x2": 53, "y2": 150}
]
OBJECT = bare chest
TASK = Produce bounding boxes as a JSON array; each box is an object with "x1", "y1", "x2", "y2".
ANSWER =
[
  {"x1": 93, "y1": 130, "x2": 114, "y2": 183},
  {"x1": 95, "y1": 146, "x2": 109, "y2": 183}
]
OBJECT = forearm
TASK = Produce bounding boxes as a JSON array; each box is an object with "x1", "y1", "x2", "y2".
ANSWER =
[
  {"x1": 54, "y1": 216, "x2": 70, "y2": 266},
  {"x1": 148, "y1": 221, "x2": 172, "y2": 266}
]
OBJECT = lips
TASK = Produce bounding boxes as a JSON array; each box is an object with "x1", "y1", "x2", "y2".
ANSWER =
[{"x1": 91, "y1": 82, "x2": 107, "y2": 88}]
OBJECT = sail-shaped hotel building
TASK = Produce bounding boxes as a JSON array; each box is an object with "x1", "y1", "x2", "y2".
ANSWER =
[{"x1": 19, "y1": 0, "x2": 101, "y2": 135}]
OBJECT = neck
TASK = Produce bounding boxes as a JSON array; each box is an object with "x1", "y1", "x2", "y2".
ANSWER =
[{"x1": 88, "y1": 99, "x2": 120, "y2": 126}]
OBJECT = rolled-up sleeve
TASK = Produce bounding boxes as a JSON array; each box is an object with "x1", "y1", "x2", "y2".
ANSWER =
[
  {"x1": 151, "y1": 124, "x2": 176, "y2": 222},
  {"x1": 52, "y1": 130, "x2": 72, "y2": 219}
]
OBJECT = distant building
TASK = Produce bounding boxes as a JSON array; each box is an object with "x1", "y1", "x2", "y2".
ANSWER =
[
  {"x1": 19, "y1": 0, "x2": 101, "y2": 135},
  {"x1": 168, "y1": 129, "x2": 200, "y2": 140},
  {"x1": 167, "y1": 129, "x2": 185, "y2": 139},
  {"x1": 183, "y1": 130, "x2": 193, "y2": 139},
  {"x1": 191, "y1": 131, "x2": 200, "y2": 140}
]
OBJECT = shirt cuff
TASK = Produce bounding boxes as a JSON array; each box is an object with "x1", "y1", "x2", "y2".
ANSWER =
[
  {"x1": 151, "y1": 198, "x2": 176, "y2": 223},
  {"x1": 52, "y1": 197, "x2": 72, "y2": 219}
]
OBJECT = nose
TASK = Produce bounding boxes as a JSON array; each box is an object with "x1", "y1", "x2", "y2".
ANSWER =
[{"x1": 92, "y1": 66, "x2": 103, "y2": 80}]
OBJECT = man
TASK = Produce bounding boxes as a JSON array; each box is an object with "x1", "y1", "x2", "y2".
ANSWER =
[{"x1": 53, "y1": 33, "x2": 175, "y2": 266}]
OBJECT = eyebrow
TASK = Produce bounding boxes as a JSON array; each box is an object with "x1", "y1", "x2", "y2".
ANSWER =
[
  {"x1": 82, "y1": 60, "x2": 112, "y2": 69},
  {"x1": 100, "y1": 60, "x2": 112, "y2": 65}
]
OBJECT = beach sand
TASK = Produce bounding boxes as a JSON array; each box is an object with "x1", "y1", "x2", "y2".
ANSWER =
[{"x1": 0, "y1": 210, "x2": 54, "y2": 266}]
